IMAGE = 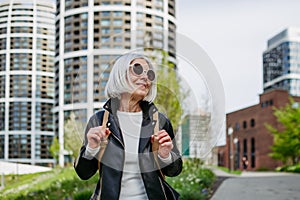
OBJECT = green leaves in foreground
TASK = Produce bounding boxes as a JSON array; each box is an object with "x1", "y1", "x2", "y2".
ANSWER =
[
  {"x1": 265, "y1": 98, "x2": 300, "y2": 165},
  {"x1": 0, "y1": 159, "x2": 215, "y2": 200}
]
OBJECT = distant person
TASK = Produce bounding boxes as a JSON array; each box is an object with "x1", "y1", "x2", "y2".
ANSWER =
[
  {"x1": 242, "y1": 155, "x2": 249, "y2": 171},
  {"x1": 74, "y1": 53, "x2": 182, "y2": 199}
]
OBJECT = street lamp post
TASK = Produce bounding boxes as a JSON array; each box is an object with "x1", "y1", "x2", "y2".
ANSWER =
[
  {"x1": 228, "y1": 127, "x2": 234, "y2": 172},
  {"x1": 233, "y1": 137, "x2": 239, "y2": 170}
]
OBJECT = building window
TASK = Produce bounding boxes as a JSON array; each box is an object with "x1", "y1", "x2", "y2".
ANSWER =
[
  {"x1": 269, "y1": 99, "x2": 273, "y2": 106},
  {"x1": 9, "y1": 134, "x2": 31, "y2": 158},
  {"x1": 35, "y1": 135, "x2": 53, "y2": 159},
  {"x1": 243, "y1": 121, "x2": 247, "y2": 129},
  {"x1": 0, "y1": 135, "x2": 4, "y2": 158},
  {"x1": 235, "y1": 141, "x2": 240, "y2": 169},
  {"x1": 243, "y1": 139, "x2": 247, "y2": 156},
  {"x1": 250, "y1": 119, "x2": 255, "y2": 127},
  {"x1": 251, "y1": 138, "x2": 255, "y2": 168},
  {"x1": 0, "y1": 103, "x2": 4, "y2": 131},
  {"x1": 235, "y1": 122, "x2": 240, "y2": 131}
]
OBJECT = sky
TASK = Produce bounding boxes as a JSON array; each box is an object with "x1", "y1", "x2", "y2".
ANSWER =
[{"x1": 177, "y1": 0, "x2": 300, "y2": 113}]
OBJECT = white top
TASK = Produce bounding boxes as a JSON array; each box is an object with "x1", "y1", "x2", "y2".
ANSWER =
[{"x1": 117, "y1": 110, "x2": 148, "y2": 200}]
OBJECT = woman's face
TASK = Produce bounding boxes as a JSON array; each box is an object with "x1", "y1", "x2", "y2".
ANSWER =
[{"x1": 129, "y1": 58, "x2": 153, "y2": 100}]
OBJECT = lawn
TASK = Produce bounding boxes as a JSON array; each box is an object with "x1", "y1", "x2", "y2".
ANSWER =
[{"x1": 0, "y1": 158, "x2": 216, "y2": 200}]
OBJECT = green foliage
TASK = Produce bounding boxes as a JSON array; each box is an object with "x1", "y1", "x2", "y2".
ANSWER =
[
  {"x1": 151, "y1": 51, "x2": 188, "y2": 131},
  {"x1": 276, "y1": 163, "x2": 300, "y2": 173},
  {"x1": 216, "y1": 166, "x2": 242, "y2": 175},
  {"x1": 64, "y1": 112, "x2": 84, "y2": 159},
  {"x1": 0, "y1": 167, "x2": 98, "y2": 200},
  {"x1": 166, "y1": 158, "x2": 216, "y2": 200},
  {"x1": 0, "y1": 159, "x2": 216, "y2": 200},
  {"x1": 73, "y1": 190, "x2": 93, "y2": 200},
  {"x1": 49, "y1": 136, "x2": 59, "y2": 163},
  {"x1": 265, "y1": 98, "x2": 300, "y2": 165}
]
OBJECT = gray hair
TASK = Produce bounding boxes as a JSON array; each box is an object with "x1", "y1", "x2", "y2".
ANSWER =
[{"x1": 105, "y1": 53, "x2": 157, "y2": 102}]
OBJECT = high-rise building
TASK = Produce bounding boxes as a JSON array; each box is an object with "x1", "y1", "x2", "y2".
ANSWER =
[
  {"x1": 0, "y1": 0, "x2": 56, "y2": 165},
  {"x1": 263, "y1": 27, "x2": 300, "y2": 96},
  {"x1": 54, "y1": 0, "x2": 177, "y2": 166}
]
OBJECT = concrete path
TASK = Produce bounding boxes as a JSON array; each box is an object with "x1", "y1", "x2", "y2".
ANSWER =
[
  {"x1": 210, "y1": 170, "x2": 300, "y2": 200},
  {"x1": 0, "y1": 161, "x2": 51, "y2": 175}
]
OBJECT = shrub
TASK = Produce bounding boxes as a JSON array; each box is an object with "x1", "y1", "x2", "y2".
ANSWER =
[
  {"x1": 74, "y1": 190, "x2": 93, "y2": 200},
  {"x1": 276, "y1": 164, "x2": 300, "y2": 173},
  {"x1": 166, "y1": 158, "x2": 216, "y2": 200},
  {"x1": 1, "y1": 159, "x2": 216, "y2": 200}
]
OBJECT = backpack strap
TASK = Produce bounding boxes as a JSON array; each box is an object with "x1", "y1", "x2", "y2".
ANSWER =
[
  {"x1": 152, "y1": 111, "x2": 165, "y2": 179},
  {"x1": 97, "y1": 110, "x2": 110, "y2": 172}
]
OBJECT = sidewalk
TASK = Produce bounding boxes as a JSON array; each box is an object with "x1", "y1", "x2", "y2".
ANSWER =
[
  {"x1": 0, "y1": 161, "x2": 51, "y2": 175},
  {"x1": 208, "y1": 167, "x2": 239, "y2": 178},
  {"x1": 240, "y1": 171, "x2": 294, "y2": 177},
  {"x1": 210, "y1": 168, "x2": 300, "y2": 200}
]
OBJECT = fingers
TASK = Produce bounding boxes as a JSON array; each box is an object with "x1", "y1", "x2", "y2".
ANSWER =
[
  {"x1": 153, "y1": 130, "x2": 173, "y2": 159},
  {"x1": 87, "y1": 126, "x2": 110, "y2": 148},
  {"x1": 154, "y1": 130, "x2": 172, "y2": 145}
]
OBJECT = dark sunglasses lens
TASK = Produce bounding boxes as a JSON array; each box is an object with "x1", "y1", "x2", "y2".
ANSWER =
[
  {"x1": 133, "y1": 63, "x2": 143, "y2": 75},
  {"x1": 147, "y1": 70, "x2": 155, "y2": 81}
]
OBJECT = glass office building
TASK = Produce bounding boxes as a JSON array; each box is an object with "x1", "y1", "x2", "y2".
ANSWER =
[
  {"x1": 54, "y1": 0, "x2": 177, "y2": 165},
  {"x1": 0, "y1": 0, "x2": 56, "y2": 165},
  {"x1": 263, "y1": 27, "x2": 300, "y2": 96}
]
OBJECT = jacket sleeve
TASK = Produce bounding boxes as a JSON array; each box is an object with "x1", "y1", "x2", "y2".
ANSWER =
[
  {"x1": 74, "y1": 113, "x2": 102, "y2": 180},
  {"x1": 159, "y1": 113, "x2": 183, "y2": 177}
]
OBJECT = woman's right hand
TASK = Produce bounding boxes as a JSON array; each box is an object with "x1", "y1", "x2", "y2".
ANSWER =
[{"x1": 86, "y1": 126, "x2": 111, "y2": 149}]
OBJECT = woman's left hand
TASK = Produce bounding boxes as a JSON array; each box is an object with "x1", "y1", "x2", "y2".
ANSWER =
[{"x1": 152, "y1": 130, "x2": 173, "y2": 158}]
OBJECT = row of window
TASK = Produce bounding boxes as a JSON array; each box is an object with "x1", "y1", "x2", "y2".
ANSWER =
[
  {"x1": 261, "y1": 99, "x2": 273, "y2": 108},
  {"x1": 0, "y1": 53, "x2": 54, "y2": 72},
  {"x1": 63, "y1": 56, "x2": 87, "y2": 104},
  {"x1": 235, "y1": 137, "x2": 256, "y2": 168},
  {"x1": 0, "y1": 102, "x2": 53, "y2": 131},
  {"x1": 233, "y1": 118, "x2": 255, "y2": 131},
  {"x1": 63, "y1": 0, "x2": 168, "y2": 14},
  {"x1": 0, "y1": 134, "x2": 53, "y2": 159}
]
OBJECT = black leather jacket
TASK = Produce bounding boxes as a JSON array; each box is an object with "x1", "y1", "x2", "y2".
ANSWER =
[{"x1": 74, "y1": 98, "x2": 182, "y2": 200}]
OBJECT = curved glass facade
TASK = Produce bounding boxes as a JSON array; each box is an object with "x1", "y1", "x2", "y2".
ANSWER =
[{"x1": 0, "y1": 0, "x2": 55, "y2": 165}]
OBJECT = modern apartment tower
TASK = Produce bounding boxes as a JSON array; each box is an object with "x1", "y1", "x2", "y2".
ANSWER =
[
  {"x1": 0, "y1": 0, "x2": 56, "y2": 165},
  {"x1": 263, "y1": 27, "x2": 300, "y2": 95},
  {"x1": 55, "y1": 0, "x2": 176, "y2": 166}
]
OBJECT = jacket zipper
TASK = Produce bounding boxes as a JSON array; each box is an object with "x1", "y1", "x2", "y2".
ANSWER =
[{"x1": 110, "y1": 132, "x2": 124, "y2": 148}]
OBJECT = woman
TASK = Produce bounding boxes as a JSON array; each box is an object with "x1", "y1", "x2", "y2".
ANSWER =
[{"x1": 74, "y1": 53, "x2": 182, "y2": 200}]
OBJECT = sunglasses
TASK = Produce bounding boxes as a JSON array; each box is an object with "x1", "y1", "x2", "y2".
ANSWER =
[{"x1": 129, "y1": 63, "x2": 156, "y2": 81}]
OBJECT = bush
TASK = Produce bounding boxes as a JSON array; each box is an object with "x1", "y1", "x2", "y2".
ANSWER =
[
  {"x1": 74, "y1": 190, "x2": 93, "y2": 200},
  {"x1": 276, "y1": 164, "x2": 300, "y2": 173},
  {"x1": 1, "y1": 159, "x2": 216, "y2": 200},
  {"x1": 166, "y1": 158, "x2": 216, "y2": 200}
]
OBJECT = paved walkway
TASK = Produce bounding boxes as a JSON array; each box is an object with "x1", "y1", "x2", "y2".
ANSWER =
[
  {"x1": 0, "y1": 161, "x2": 51, "y2": 175},
  {"x1": 210, "y1": 168, "x2": 300, "y2": 200}
]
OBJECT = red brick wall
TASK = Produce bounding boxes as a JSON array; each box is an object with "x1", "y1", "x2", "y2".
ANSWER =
[{"x1": 218, "y1": 89, "x2": 300, "y2": 171}]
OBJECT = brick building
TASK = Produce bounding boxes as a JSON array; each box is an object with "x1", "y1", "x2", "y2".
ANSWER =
[{"x1": 218, "y1": 89, "x2": 300, "y2": 171}]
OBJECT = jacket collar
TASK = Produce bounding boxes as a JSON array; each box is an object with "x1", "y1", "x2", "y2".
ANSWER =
[
  {"x1": 103, "y1": 98, "x2": 158, "y2": 119},
  {"x1": 103, "y1": 98, "x2": 158, "y2": 152}
]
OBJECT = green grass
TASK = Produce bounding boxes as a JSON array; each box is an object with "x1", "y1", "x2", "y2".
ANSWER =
[
  {"x1": 0, "y1": 167, "x2": 82, "y2": 199},
  {"x1": 0, "y1": 159, "x2": 216, "y2": 200},
  {"x1": 216, "y1": 166, "x2": 242, "y2": 175}
]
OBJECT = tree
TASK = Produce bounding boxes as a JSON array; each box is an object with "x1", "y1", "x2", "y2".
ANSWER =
[
  {"x1": 50, "y1": 136, "x2": 60, "y2": 165},
  {"x1": 149, "y1": 50, "x2": 188, "y2": 131},
  {"x1": 265, "y1": 99, "x2": 300, "y2": 165},
  {"x1": 64, "y1": 112, "x2": 84, "y2": 160}
]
